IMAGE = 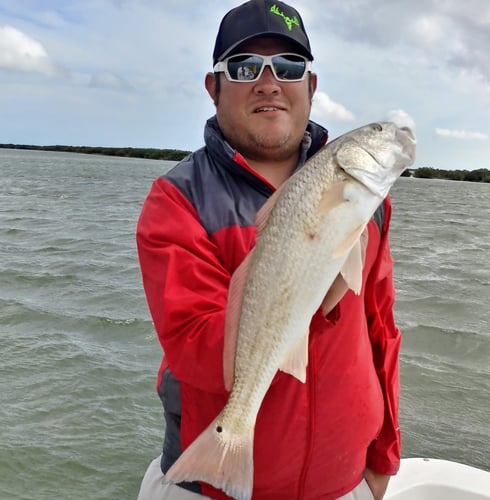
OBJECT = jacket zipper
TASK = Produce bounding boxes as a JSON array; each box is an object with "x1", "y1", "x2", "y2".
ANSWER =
[{"x1": 297, "y1": 345, "x2": 317, "y2": 499}]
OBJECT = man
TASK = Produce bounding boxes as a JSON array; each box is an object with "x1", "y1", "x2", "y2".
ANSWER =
[{"x1": 136, "y1": 1, "x2": 401, "y2": 499}]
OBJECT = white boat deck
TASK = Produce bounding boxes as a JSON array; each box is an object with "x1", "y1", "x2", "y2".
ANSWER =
[{"x1": 385, "y1": 458, "x2": 490, "y2": 500}]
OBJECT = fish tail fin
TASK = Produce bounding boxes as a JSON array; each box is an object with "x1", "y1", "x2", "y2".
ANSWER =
[{"x1": 164, "y1": 417, "x2": 254, "y2": 500}]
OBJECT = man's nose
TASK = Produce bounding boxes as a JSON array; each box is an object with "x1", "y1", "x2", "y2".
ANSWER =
[{"x1": 254, "y1": 66, "x2": 281, "y2": 92}]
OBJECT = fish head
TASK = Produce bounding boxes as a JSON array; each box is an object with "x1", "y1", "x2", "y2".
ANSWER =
[{"x1": 333, "y1": 122, "x2": 416, "y2": 199}]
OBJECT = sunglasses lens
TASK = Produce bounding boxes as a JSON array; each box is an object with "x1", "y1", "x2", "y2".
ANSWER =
[
  {"x1": 272, "y1": 55, "x2": 307, "y2": 81},
  {"x1": 227, "y1": 55, "x2": 263, "y2": 81},
  {"x1": 226, "y1": 54, "x2": 307, "y2": 82}
]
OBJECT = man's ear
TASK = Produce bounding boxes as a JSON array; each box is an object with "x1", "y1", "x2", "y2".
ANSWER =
[
  {"x1": 309, "y1": 72, "x2": 318, "y2": 99},
  {"x1": 205, "y1": 72, "x2": 218, "y2": 105}
]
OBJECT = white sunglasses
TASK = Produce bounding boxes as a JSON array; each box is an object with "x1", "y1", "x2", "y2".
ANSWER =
[{"x1": 213, "y1": 53, "x2": 312, "y2": 82}]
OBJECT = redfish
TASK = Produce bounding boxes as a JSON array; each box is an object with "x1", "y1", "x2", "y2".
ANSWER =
[{"x1": 165, "y1": 122, "x2": 416, "y2": 500}]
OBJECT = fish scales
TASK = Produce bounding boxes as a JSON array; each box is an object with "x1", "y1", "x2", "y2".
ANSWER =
[
  {"x1": 228, "y1": 150, "x2": 350, "y2": 400},
  {"x1": 223, "y1": 157, "x2": 351, "y2": 423},
  {"x1": 164, "y1": 122, "x2": 416, "y2": 500}
]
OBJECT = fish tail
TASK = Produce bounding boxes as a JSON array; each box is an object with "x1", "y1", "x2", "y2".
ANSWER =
[{"x1": 164, "y1": 416, "x2": 254, "y2": 500}]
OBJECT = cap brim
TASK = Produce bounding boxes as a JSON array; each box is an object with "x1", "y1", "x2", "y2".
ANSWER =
[{"x1": 215, "y1": 32, "x2": 314, "y2": 63}]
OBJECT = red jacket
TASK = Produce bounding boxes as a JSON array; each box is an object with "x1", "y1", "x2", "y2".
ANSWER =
[{"x1": 136, "y1": 117, "x2": 401, "y2": 499}]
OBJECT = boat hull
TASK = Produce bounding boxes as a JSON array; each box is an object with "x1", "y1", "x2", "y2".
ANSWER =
[{"x1": 385, "y1": 458, "x2": 490, "y2": 500}]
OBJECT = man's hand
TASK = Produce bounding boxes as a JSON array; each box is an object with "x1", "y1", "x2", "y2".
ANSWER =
[{"x1": 364, "y1": 468, "x2": 390, "y2": 500}]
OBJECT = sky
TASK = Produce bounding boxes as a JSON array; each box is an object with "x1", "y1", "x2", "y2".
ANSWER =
[{"x1": 1, "y1": 0, "x2": 489, "y2": 171}]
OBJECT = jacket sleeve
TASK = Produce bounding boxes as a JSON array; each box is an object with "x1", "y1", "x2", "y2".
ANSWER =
[
  {"x1": 136, "y1": 177, "x2": 231, "y2": 395},
  {"x1": 364, "y1": 196, "x2": 402, "y2": 475}
]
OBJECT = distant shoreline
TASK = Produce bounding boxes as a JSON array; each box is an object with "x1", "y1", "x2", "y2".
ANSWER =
[
  {"x1": 0, "y1": 143, "x2": 191, "y2": 162},
  {"x1": 1, "y1": 143, "x2": 489, "y2": 182}
]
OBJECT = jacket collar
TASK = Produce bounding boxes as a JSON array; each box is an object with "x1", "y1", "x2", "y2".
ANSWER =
[
  {"x1": 204, "y1": 115, "x2": 328, "y2": 162},
  {"x1": 203, "y1": 115, "x2": 329, "y2": 191}
]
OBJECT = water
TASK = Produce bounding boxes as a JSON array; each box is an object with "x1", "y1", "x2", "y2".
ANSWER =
[
  {"x1": 389, "y1": 178, "x2": 490, "y2": 471},
  {"x1": 0, "y1": 150, "x2": 488, "y2": 499}
]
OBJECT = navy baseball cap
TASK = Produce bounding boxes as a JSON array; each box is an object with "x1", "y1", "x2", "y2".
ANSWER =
[{"x1": 213, "y1": 0, "x2": 313, "y2": 64}]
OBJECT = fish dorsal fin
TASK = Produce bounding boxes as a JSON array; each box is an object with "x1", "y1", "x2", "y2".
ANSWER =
[
  {"x1": 278, "y1": 330, "x2": 309, "y2": 383},
  {"x1": 223, "y1": 250, "x2": 254, "y2": 392},
  {"x1": 223, "y1": 185, "x2": 287, "y2": 391},
  {"x1": 255, "y1": 184, "x2": 287, "y2": 235},
  {"x1": 223, "y1": 184, "x2": 290, "y2": 391},
  {"x1": 317, "y1": 181, "x2": 349, "y2": 215},
  {"x1": 338, "y1": 226, "x2": 369, "y2": 295}
]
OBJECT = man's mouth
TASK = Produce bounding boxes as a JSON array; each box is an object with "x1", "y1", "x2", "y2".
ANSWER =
[{"x1": 254, "y1": 106, "x2": 283, "y2": 113}]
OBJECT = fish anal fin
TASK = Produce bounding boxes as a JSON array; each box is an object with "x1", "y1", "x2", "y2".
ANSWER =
[
  {"x1": 223, "y1": 250, "x2": 254, "y2": 392},
  {"x1": 279, "y1": 331, "x2": 309, "y2": 383},
  {"x1": 165, "y1": 417, "x2": 254, "y2": 500}
]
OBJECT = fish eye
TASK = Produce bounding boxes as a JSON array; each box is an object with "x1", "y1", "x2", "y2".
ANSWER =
[{"x1": 372, "y1": 123, "x2": 383, "y2": 132}]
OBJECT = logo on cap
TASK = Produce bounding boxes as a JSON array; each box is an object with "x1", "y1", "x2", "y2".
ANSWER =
[{"x1": 270, "y1": 4, "x2": 300, "y2": 31}]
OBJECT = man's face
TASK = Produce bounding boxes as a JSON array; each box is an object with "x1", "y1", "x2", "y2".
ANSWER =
[{"x1": 206, "y1": 37, "x2": 317, "y2": 165}]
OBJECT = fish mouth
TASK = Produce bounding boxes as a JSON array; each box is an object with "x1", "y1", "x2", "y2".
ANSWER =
[
  {"x1": 396, "y1": 127, "x2": 417, "y2": 163},
  {"x1": 358, "y1": 125, "x2": 416, "y2": 166},
  {"x1": 398, "y1": 126, "x2": 416, "y2": 141}
]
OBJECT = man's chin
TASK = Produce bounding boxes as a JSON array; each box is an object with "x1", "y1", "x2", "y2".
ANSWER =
[{"x1": 250, "y1": 128, "x2": 292, "y2": 150}]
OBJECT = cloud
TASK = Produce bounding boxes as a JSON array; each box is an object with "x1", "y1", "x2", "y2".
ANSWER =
[
  {"x1": 312, "y1": 91, "x2": 355, "y2": 122},
  {"x1": 89, "y1": 72, "x2": 134, "y2": 91},
  {"x1": 411, "y1": 14, "x2": 447, "y2": 45},
  {"x1": 0, "y1": 25, "x2": 65, "y2": 77},
  {"x1": 386, "y1": 109, "x2": 416, "y2": 131},
  {"x1": 306, "y1": 0, "x2": 490, "y2": 89},
  {"x1": 435, "y1": 128, "x2": 488, "y2": 141}
]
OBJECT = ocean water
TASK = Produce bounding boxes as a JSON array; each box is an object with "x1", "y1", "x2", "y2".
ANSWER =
[{"x1": 0, "y1": 149, "x2": 488, "y2": 499}]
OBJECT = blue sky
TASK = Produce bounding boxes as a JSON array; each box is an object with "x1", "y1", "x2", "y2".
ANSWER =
[{"x1": 1, "y1": 0, "x2": 489, "y2": 170}]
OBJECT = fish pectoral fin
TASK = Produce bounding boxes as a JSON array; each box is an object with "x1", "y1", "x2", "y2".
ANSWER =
[
  {"x1": 321, "y1": 273, "x2": 348, "y2": 315},
  {"x1": 317, "y1": 181, "x2": 349, "y2": 215},
  {"x1": 279, "y1": 331, "x2": 309, "y2": 383},
  {"x1": 340, "y1": 227, "x2": 369, "y2": 295},
  {"x1": 340, "y1": 239, "x2": 363, "y2": 295},
  {"x1": 332, "y1": 223, "x2": 365, "y2": 259},
  {"x1": 321, "y1": 227, "x2": 368, "y2": 310},
  {"x1": 224, "y1": 250, "x2": 254, "y2": 392}
]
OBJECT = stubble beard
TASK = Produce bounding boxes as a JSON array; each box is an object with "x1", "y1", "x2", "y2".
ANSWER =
[{"x1": 243, "y1": 129, "x2": 295, "y2": 162}]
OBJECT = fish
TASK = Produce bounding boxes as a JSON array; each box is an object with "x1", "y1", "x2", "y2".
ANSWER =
[{"x1": 164, "y1": 122, "x2": 416, "y2": 500}]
